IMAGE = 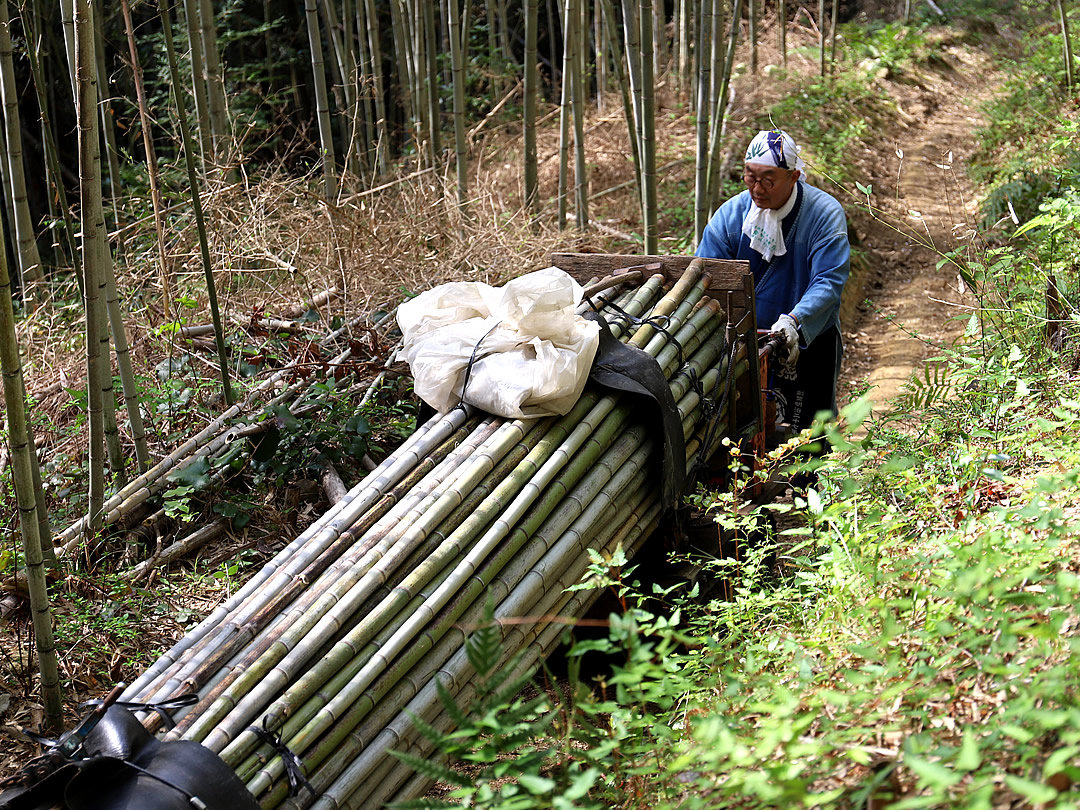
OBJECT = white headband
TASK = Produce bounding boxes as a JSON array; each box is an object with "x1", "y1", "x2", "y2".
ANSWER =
[{"x1": 744, "y1": 130, "x2": 805, "y2": 172}]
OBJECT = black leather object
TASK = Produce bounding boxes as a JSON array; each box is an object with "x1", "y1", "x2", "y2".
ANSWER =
[{"x1": 0, "y1": 706, "x2": 260, "y2": 810}]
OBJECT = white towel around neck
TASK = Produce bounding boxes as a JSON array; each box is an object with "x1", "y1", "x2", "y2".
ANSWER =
[{"x1": 741, "y1": 183, "x2": 799, "y2": 262}]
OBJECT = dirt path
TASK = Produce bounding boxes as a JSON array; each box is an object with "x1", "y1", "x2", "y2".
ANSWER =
[{"x1": 840, "y1": 46, "x2": 996, "y2": 417}]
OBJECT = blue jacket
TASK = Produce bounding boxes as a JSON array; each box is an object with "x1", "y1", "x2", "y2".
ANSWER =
[{"x1": 695, "y1": 181, "x2": 850, "y2": 346}]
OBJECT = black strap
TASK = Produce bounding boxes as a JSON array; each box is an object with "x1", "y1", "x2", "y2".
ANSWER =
[
  {"x1": 79, "y1": 694, "x2": 200, "y2": 731},
  {"x1": 584, "y1": 312, "x2": 686, "y2": 510},
  {"x1": 454, "y1": 320, "x2": 503, "y2": 413},
  {"x1": 247, "y1": 720, "x2": 314, "y2": 798}
]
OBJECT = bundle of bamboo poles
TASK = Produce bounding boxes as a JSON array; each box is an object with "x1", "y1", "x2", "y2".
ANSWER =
[{"x1": 120, "y1": 261, "x2": 753, "y2": 809}]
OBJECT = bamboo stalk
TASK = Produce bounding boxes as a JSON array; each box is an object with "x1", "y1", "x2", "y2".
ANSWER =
[
  {"x1": 306, "y1": 434, "x2": 662, "y2": 807},
  {"x1": 141, "y1": 413, "x2": 492, "y2": 712},
  {"x1": 122, "y1": 407, "x2": 478, "y2": 702}
]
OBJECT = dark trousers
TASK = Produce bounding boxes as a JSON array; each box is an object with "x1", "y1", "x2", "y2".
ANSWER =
[{"x1": 771, "y1": 325, "x2": 842, "y2": 434}]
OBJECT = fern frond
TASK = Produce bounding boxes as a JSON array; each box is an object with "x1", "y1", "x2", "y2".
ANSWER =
[
  {"x1": 387, "y1": 748, "x2": 467, "y2": 789},
  {"x1": 435, "y1": 675, "x2": 471, "y2": 730}
]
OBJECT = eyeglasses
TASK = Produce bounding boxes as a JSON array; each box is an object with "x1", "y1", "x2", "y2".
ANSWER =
[{"x1": 742, "y1": 171, "x2": 791, "y2": 191}]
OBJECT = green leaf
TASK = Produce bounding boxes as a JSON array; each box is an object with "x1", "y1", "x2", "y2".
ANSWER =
[
  {"x1": 955, "y1": 730, "x2": 981, "y2": 771},
  {"x1": 906, "y1": 754, "x2": 961, "y2": 789},
  {"x1": 1002, "y1": 774, "x2": 1056, "y2": 804},
  {"x1": 516, "y1": 773, "x2": 554, "y2": 795},
  {"x1": 166, "y1": 457, "x2": 212, "y2": 488},
  {"x1": 965, "y1": 312, "x2": 979, "y2": 337}
]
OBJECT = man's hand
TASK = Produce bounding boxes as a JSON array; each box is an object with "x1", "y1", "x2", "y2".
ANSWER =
[{"x1": 770, "y1": 314, "x2": 800, "y2": 371}]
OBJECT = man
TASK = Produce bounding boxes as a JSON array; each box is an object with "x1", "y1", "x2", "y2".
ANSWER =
[{"x1": 696, "y1": 129, "x2": 850, "y2": 433}]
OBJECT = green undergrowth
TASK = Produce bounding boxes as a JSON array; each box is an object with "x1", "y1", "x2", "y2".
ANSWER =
[
  {"x1": 400, "y1": 351, "x2": 1080, "y2": 808},
  {"x1": 394, "y1": 10, "x2": 1080, "y2": 806}
]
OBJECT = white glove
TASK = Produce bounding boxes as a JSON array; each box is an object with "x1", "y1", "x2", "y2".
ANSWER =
[{"x1": 770, "y1": 314, "x2": 800, "y2": 371}]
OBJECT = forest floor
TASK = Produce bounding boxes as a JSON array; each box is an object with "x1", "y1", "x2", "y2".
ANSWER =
[{"x1": 0, "y1": 13, "x2": 1007, "y2": 794}]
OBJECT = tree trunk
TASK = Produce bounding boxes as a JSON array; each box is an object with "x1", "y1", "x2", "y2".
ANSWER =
[
  {"x1": 387, "y1": 0, "x2": 415, "y2": 148},
  {"x1": 182, "y1": 0, "x2": 213, "y2": 159},
  {"x1": 571, "y1": 0, "x2": 588, "y2": 230},
  {"x1": 92, "y1": 1, "x2": 123, "y2": 252},
  {"x1": 707, "y1": 0, "x2": 740, "y2": 213},
  {"x1": 546, "y1": 0, "x2": 558, "y2": 88},
  {"x1": 305, "y1": 0, "x2": 339, "y2": 199},
  {"x1": 422, "y1": 0, "x2": 441, "y2": 159},
  {"x1": 407, "y1": 0, "x2": 432, "y2": 167},
  {"x1": 447, "y1": 0, "x2": 468, "y2": 215},
  {"x1": 0, "y1": 1, "x2": 44, "y2": 299},
  {"x1": 594, "y1": 0, "x2": 606, "y2": 107},
  {"x1": 779, "y1": 0, "x2": 787, "y2": 67},
  {"x1": 523, "y1": 0, "x2": 539, "y2": 214},
  {"x1": 121, "y1": 0, "x2": 173, "y2": 317},
  {"x1": 639, "y1": 0, "x2": 657, "y2": 253},
  {"x1": 363, "y1": 0, "x2": 389, "y2": 174},
  {"x1": 58, "y1": 0, "x2": 76, "y2": 96},
  {"x1": 749, "y1": 0, "x2": 757, "y2": 73},
  {"x1": 75, "y1": 0, "x2": 107, "y2": 535},
  {"x1": 23, "y1": 2, "x2": 76, "y2": 275},
  {"x1": 694, "y1": 0, "x2": 712, "y2": 244},
  {"x1": 829, "y1": 0, "x2": 839, "y2": 74},
  {"x1": 600, "y1": 0, "x2": 641, "y2": 200},
  {"x1": 158, "y1": 0, "x2": 235, "y2": 407},
  {"x1": 556, "y1": 0, "x2": 573, "y2": 229},
  {"x1": 819, "y1": 0, "x2": 826, "y2": 77},
  {"x1": 1058, "y1": 0, "x2": 1074, "y2": 92},
  {"x1": 0, "y1": 201, "x2": 62, "y2": 732},
  {"x1": 676, "y1": 0, "x2": 690, "y2": 99},
  {"x1": 199, "y1": 0, "x2": 233, "y2": 176}
]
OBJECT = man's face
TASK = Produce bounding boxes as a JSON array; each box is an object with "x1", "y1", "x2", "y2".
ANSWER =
[{"x1": 743, "y1": 163, "x2": 800, "y2": 210}]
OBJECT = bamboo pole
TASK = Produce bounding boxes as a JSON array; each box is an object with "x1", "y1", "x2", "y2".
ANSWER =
[
  {"x1": 0, "y1": 175, "x2": 62, "y2": 733},
  {"x1": 0, "y1": 0, "x2": 44, "y2": 298},
  {"x1": 523, "y1": 0, "x2": 539, "y2": 214},
  {"x1": 126, "y1": 408, "x2": 483, "y2": 705},
  {"x1": 570, "y1": 0, "x2": 588, "y2": 230},
  {"x1": 157, "y1": 0, "x2": 234, "y2": 406},
  {"x1": 182, "y1": 0, "x2": 213, "y2": 158},
  {"x1": 120, "y1": 0, "x2": 174, "y2": 318},
  {"x1": 221, "y1": 277, "x2": 720, "y2": 793},
  {"x1": 1058, "y1": 0, "x2": 1073, "y2": 93},
  {"x1": 305, "y1": 0, "x2": 339, "y2": 200},
  {"x1": 556, "y1": 0, "x2": 574, "y2": 229},
  {"x1": 126, "y1": 267, "x2": 753, "y2": 807},
  {"x1": 639, "y1": 0, "x2": 658, "y2": 253}
]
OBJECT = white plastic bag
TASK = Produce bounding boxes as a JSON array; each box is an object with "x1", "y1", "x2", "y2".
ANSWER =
[{"x1": 397, "y1": 267, "x2": 601, "y2": 419}]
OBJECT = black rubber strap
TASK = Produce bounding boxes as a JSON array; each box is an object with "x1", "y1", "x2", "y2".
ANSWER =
[
  {"x1": 248, "y1": 720, "x2": 314, "y2": 798},
  {"x1": 584, "y1": 311, "x2": 686, "y2": 510}
]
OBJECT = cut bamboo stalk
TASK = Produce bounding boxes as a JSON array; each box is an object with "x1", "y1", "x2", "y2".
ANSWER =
[
  {"x1": 161, "y1": 416, "x2": 504, "y2": 729},
  {"x1": 239, "y1": 325, "x2": 729, "y2": 789},
  {"x1": 267, "y1": 442, "x2": 660, "y2": 807},
  {"x1": 123, "y1": 407, "x2": 479, "y2": 703},
  {"x1": 305, "y1": 451, "x2": 663, "y2": 809},
  {"x1": 204, "y1": 276, "x2": 712, "y2": 746}
]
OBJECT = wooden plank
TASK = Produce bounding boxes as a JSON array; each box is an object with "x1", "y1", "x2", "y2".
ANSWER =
[{"x1": 548, "y1": 252, "x2": 750, "y2": 293}]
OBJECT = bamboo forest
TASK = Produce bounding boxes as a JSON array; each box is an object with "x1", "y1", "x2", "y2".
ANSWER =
[{"x1": 1, "y1": 0, "x2": 1080, "y2": 807}]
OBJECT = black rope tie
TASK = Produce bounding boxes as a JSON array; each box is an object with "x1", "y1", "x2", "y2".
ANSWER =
[
  {"x1": 593, "y1": 298, "x2": 689, "y2": 368},
  {"x1": 454, "y1": 319, "x2": 503, "y2": 413},
  {"x1": 248, "y1": 719, "x2": 314, "y2": 798},
  {"x1": 79, "y1": 693, "x2": 200, "y2": 730}
]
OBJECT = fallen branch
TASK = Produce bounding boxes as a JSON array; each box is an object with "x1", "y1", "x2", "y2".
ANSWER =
[
  {"x1": 124, "y1": 520, "x2": 229, "y2": 581},
  {"x1": 320, "y1": 461, "x2": 348, "y2": 505},
  {"x1": 281, "y1": 287, "x2": 342, "y2": 319}
]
